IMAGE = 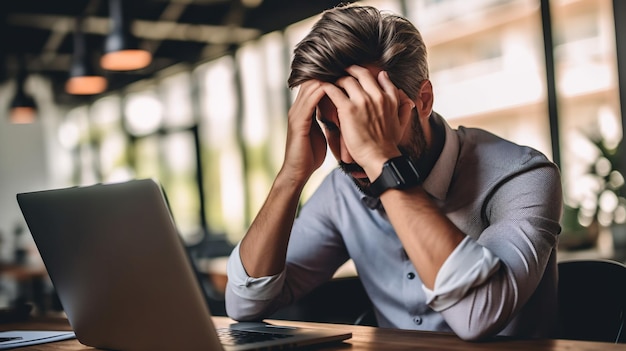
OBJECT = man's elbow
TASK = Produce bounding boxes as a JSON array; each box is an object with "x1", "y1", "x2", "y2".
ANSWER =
[
  {"x1": 224, "y1": 288, "x2": 278, "y2": 322},
  {"x1": 452, "y1": 324, "x2": 502, "y2": 342},
  {"x1": 225, "y1": 305, "x2": 264, "y2": 322},
  {"x1": 441, "y1": 303, "x2": 509, "y2": 341}
]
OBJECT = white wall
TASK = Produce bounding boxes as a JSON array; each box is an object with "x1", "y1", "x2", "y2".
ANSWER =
[{"x1": 0, "y1": 77, "x2": 58, "y2": 261}]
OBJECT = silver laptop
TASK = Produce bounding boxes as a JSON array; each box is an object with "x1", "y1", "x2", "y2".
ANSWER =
[{"x1": 17, "y1": 179, "x2": 351, "y2": 351}]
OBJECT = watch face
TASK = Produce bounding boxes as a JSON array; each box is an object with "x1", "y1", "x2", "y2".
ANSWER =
[{"x1": 391, "y1": 158, "x2": 420, "y2": 186}]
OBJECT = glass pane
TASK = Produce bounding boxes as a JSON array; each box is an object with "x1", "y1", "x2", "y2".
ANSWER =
[
  {"x1": 553, "y1": 0, "x2": 621, "y2": 256},
  {"x1": 63, "y1": 106, "x2": 98, "y2": 185},
  {"x1": 160, "y1": 70, "x2": 195, "y2": 128},
  {"x1": 238, "y1": 41, "x2": 275, "y2": 228},
  {"x1": 199, "y1": 56, "x2": 246, "y2": 240},
  {"x1": 91, "y1": 95, "x2": 132, "y2": 182},
  {"x1": 78, "y1": 143, "x2": 97, "y2": 186},
  {"x1": 134, "y1": 135, "x2": 161, "y2": 180},
  {"x1": 407, "y1": 0, "x2": 552, "y2": 157},
  {"x1": 261, "y1": 32, "x2": 289, "y2": 173},
  {"x1": 161, "y1": 131, "x2": 201, "y2": 241}
]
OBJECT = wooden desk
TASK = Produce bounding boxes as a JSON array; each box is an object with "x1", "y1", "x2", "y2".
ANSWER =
[{"x1": 1, "y1": 316, "x2": 625, "y2": 350}]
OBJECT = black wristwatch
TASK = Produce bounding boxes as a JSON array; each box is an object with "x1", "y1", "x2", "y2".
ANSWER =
[{"x1": 369, "y1": 155, "x2": 421, "y2": 197}]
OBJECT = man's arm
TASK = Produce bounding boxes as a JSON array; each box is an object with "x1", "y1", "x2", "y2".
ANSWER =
[
  {"x1": 436, "y1": 164, "x2": 562, "y2": 340},
  {"x1": 380, "y1": 186, "x2": 465, "y2": 288},
  {"x1": 226, "y1": 170, "x2": 352, "y2": 321},
  {"x1": 238, "y1": 80, "x2": 328, "y2": 278},
  {"x1": 238, "y1": 174, "x2": 305, "y2": 277},
  {"x1": 226, "y1": 81, "x2": 330, "y2": 321}
]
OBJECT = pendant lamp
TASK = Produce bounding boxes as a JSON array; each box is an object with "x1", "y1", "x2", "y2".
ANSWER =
[
  {"x1": 100, "y1": 0, "x2": 152, "y2": 71},
  {"x1": 66, "y1": 15, "x2": 107, "y2": 95},
  {"x1": 9, "y1": 64, "x2": 37, "y2": 124}
]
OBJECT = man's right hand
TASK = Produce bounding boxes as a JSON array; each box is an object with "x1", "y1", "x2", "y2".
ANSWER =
[{"x1": 280, "y1": 80, "x2": 328, "y2": 186}]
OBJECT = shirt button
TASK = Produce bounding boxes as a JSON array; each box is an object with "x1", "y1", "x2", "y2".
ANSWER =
[
  {"x1": 407, "y1": 272, "x2": 416, "y2": 280},
  {"x1": 413, "y1": 316, "x2": 423, "y2": 325}
]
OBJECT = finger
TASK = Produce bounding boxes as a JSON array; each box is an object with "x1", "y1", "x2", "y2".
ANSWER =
[
  {"x1": 345, "y1": 65, "x2": 384, "y2": 98},
  {"x1": 334, "y1": 75, "x2": 368, "y2": 103},
  {"x1": 377, "y1": 71, "x2": 399, "y2": 102},
  {"x1": 320, "y1": 82, "x2": 351, "y2": 108},
  {"x1": 290, "y1": 81, "x2": 327, "y2": 125},
  {"x1": 295, "y1": 81, "x2": 326, "y2": 107}
]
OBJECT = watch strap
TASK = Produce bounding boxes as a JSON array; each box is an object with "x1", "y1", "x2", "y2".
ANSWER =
[{"x1": 369, "y1": 155, "x2": 421, "y2": 197}]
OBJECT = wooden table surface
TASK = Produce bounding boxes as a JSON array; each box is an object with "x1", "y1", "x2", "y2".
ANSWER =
[{"x1": 1, "y1": 316, "x2": 625, "y2": 350}]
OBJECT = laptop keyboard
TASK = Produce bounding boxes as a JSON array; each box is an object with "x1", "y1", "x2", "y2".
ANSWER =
[{"x1": 216, "y1": 328, "x2": 294, "y2": 346}]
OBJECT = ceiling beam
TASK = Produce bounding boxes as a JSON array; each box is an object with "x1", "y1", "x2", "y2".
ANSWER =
[
  {"x1": 7, "y1": 13, "x2": 261, "y2": 45},
  {"x1": 141, "y1": 0, "x2": 191, "y2": 54}
]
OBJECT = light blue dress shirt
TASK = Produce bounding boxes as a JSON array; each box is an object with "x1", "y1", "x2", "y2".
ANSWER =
[{"x1": 226, "y1": 113, "x2": 562, "y2": 340}]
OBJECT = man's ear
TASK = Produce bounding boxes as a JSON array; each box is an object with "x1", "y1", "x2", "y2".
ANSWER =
[{"x1": 416, "y1": 79, "x2": 434, "y2": 121}]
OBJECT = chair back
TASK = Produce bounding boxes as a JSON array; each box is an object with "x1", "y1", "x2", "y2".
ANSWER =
[{"x1": 557, "y1": 259, "x2": 626, "y2": 343}]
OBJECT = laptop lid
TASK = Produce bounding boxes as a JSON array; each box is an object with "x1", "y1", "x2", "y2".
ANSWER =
[{"x1": 17, "y1": 179, "x2": 351, "y2": 351}]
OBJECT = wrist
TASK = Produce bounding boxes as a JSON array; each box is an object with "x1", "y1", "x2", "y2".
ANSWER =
[
  {"x1": 369, "y1": 155, "x2": 422, "y2": 197},
  {"x1": 275, "y1": 167, "x2": 309, "y2": 193},
  {"x1": 363, "y1": 151, "x2": 403, "y2": 181}
]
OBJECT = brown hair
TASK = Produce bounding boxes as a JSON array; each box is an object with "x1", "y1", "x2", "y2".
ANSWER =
[{"x1": 288, "y1": 4, "x2": 429, "y2": 99}]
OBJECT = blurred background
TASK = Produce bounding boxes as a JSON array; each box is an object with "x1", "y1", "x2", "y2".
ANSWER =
[{"x1": 0, "y1": 0, "x2": 625, "y2": 317}]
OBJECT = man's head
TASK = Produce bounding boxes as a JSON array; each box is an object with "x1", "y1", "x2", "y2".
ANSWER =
[
  {"x1": 288, "y1": 4, "x2": 433, "y2": 196},
  {"x1": 288, "y1": 4, "x2": 429, "y2": 99}
]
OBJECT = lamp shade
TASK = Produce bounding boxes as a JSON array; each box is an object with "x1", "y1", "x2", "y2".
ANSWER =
[
  {"x1": 66, "y1": 75, "x2": 108, "y2": 95},
  {"x1": 10, "y1": 74, "x2": 37, "y2": 124},
  {"x1": 66, "y1": 16, "x2": 107, "y2": 95},
  {"x1": 100, "y1": 0, "x2": 151, "y2": 71}
]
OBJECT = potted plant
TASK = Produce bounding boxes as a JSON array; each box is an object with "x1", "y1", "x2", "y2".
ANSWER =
[{"x1": 572, "y1": 135, "x2": 626, "y2": 261}]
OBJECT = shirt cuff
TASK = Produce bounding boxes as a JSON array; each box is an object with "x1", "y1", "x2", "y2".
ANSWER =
[
  {"x1": 226, "y1": 242, "x2": 286, "y2": 300},
  {"x1": 422, "y1": 236, "x2": 501, "y2": 311}
]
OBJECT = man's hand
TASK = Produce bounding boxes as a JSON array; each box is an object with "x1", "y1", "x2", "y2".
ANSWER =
[
  {"x1": 281, "y1": 80, "x2": 328, "y2": 185},
  {"x1": 321, "y1": 65, "x2": 415, "y2": 180}
]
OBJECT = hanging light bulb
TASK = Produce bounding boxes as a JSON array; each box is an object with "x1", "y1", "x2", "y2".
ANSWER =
[
  {"x1": 10, "y1": 63, "x2": 37, "y2": 124},
  {"x1": 66, "y1": 15, "x2": 107, "y2": 95},
  {"x1": 100, "y1": 0, "x2": 152, "y2": 71}
]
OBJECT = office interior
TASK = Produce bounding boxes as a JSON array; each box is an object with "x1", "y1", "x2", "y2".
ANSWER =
[{"x1": 0, "y1": 0, "x2": 625, "y2": 322}]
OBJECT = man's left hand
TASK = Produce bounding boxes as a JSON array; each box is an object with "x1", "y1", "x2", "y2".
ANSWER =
[{"x1": 321, "y1": 65, "x2": 414, "y2": 180}]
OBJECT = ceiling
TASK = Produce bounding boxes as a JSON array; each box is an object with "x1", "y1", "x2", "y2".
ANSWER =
[{"x1": 0, "y1": 0, "x2": 357, "y2": 106}]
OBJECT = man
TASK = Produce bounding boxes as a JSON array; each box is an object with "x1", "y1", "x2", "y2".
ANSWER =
[{"x1": 225, "y1": 4, "x2": 562, "y2": 341}]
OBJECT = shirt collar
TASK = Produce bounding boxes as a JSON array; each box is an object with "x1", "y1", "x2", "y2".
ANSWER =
[{"x1": 422, "y1": 112, "x2": 459, "y2": 201}]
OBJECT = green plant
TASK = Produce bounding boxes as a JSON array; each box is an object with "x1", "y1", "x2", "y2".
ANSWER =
[{"x1": 578, "y1": 137, "x2": 626, "y2": 227}]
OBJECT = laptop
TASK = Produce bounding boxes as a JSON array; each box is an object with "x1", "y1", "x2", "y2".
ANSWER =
[{"x1": 17, "y1": 179, "x2": 352, "y2": 351}]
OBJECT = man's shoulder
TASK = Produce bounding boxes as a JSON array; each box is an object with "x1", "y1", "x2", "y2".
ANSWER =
[{"x1": 456, "y1": 126, "x2": 554, "y2": 169}]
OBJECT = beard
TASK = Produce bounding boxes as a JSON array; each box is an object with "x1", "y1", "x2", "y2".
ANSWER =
[{"x1": 339, "y1": 116, "x2": 428, "y2": 197}]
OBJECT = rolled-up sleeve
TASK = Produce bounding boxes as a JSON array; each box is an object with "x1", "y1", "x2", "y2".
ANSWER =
[
  {"x1": 436, "y1": 164, "x2": 562, "y2": 340},
  {"x1": 423, "y1": 236, "x2": 501, "y2": 311},
  {"x1": 225, "y1": 243, "x2": 287, "y2": 321}
]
